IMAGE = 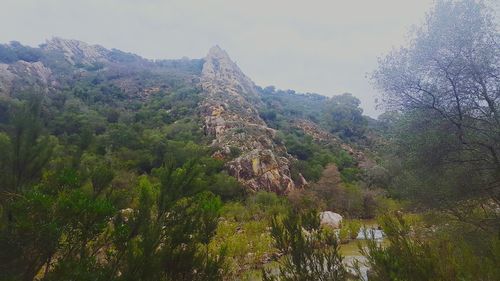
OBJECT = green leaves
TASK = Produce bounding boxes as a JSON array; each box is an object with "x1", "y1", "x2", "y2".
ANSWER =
[
  {"x1": 0, "y1": 190, "x2": 61, "y2": 281},
  {"x1": 56, "y1": 190, "x2": 115, "y2": 256},
  {"x1": 265, "y1": 210, "x2": 348, "y2": 281},
  {"x1": 0, "y1": 97, "x2": 55, "y2": 193},
  {"x1": 360, "y1": 213, "x2": 500, "y2": 281},
  {"x1": 91, "y1": 165, "x2": 115, "y2": 196},
  {"x1": 321, "y1": 93, "x2": 367, "y2": 141}
]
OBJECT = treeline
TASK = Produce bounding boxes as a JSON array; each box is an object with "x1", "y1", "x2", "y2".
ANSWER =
[{"x1": 258, "y1": 87, "x2": 368, "y2": 142}]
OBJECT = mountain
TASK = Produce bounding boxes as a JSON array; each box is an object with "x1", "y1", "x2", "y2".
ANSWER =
[
  {"x1": 0, "y1": 38, "x2": 372, "y2": 194},
  {"x1": 0, "y1": 37, "x2": 384, "y2": 281}
]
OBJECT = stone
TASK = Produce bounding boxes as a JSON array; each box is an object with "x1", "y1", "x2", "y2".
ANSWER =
[{"x1": 320, "y1": 211, "x2": 343, "y2": 229}]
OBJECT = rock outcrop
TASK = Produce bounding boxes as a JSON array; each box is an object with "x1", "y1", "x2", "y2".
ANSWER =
[
  {"x1": 42, "y1": 37, "x2": 109, "y2": 65},
  {"x1": 200, "y1": 46, "x2": 296, "y2": 194},
  {"x1": 0, "y1": 38, "x2": 105, "y2": 95},
  {"x1": 0, "y1": 61, "x2": 55, "y2": 95},
  {"x1": 0, "y1": 63, "x2": 15, "y2": 94}
]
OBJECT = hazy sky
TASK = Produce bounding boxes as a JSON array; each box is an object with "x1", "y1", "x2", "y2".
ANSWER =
[{"x1": 1, "y1": 0, "x2": 437, "y2": 117}]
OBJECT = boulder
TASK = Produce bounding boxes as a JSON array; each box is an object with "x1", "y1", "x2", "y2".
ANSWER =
[{"x1": 320, "y1": 211, "x2": 343, "y2": 229}]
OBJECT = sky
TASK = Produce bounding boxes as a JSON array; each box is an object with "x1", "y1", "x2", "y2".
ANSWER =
[{"x1": 0, "y1": 0, "x2": 438, "y2": 117}]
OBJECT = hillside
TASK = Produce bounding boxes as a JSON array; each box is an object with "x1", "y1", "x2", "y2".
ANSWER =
[
  {"x1": 0, "y1": 38, "x2": 384, "y2": 279},
  {"x1": 2, "y1": 1, "x2": 499, "y2": 280},
  {"x1": 0, "y1": 38, "x2": 374, "y2": 194}
]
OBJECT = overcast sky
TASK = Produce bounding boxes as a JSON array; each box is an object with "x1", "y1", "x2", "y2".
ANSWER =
[{"x1": 1, "y1": 0, "x2": 439, "y2": 117}]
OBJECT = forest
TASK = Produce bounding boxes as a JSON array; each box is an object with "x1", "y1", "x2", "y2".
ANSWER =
[{"x1": 0, "y1": 0, "x2": 499, "y2": 280}]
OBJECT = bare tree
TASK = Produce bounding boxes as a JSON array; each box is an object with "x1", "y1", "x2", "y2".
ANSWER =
[{"x1": 373, "y1": 0, "x2": 500, "y2": 231}]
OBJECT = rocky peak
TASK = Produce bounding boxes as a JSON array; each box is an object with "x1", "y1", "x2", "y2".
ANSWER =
[
  {"x1": 200, "y1": 46, "x2": 297, "y2": 194},
  {"x1": 43, "y1": 37, "x2": 109, "y2": 65},
  {"x1": 206, "y1": 45, "x2": 230, "y2": 61},
  {"x1": 202, "y1": 45, "x2": 260, "y2": 103}
]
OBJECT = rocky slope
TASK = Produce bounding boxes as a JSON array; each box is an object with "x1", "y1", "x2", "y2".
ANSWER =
[
  {"x1": 0, "y1": 39, "x2": 302, "y2": 194},
  {"x1": 0, "y1": 59, "x2": 56, "y2": 95},
  {"x1": 200, "y1": 46, "x2": 297, "y2": 193},
  {"x1": 42, "y1": 37, "x2": 109, "y2": 65}
]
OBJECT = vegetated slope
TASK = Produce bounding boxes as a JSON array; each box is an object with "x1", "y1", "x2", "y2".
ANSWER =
[
  {"x1": 0, "y1": 38, "x2": 376, "y2": 194},
  {"x1": 0, "y1": 38, "x2": 388, "y2": 280}
]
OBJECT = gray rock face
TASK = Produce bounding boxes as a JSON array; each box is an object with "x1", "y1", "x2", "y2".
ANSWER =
[
  {"x1": 43, "y1": 37, "x2": 109, "y2": 65},
  {"x1": 0, "y1": 63, "x2": 15, "y2": 94},
  {"x1": 200, "y1": 46, "x2": 296, "y2": 194},
  {"x1": 0, "y1": 61, "x2": 55, "y2": 95},
  {"x1": 227, "y1": 149, "x2": 295, "y2": 193}
]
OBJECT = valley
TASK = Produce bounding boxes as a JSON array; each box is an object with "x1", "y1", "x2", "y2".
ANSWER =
[{"x1": 0, "y1": 1, "x2": 499, "y2": 280}]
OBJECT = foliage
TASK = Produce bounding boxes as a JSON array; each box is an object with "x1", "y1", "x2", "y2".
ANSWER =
[
  {"x1": 258, "y1": 86, "x2": 327, "y2": 128},
  {"x1": 345, "y1": 219, "x2": 362, "y2": 240},
  {"x1": 367, "y1": 2, "x2": 500, "y2": 280},
  {"x1": 263, "y1": 209, "x2": 348, "y2": 281},
  {"x1": 305, "y1": 164, "x2": 374, "y2": 218},
  {"x1": 283, "y1": 129, "x2": 358, "y2": 182},
  {"x1": 0, "y1": 97, "x2": 54, "y2": 194},
  {"x1": 321, "y1": 93, "x2": 367, "y2": 141},
  {"x1": 0, "y1": 41, "x2": 42, "y2": 63},
  {"x1": 259, "y1": 86, "x2": 367, "y2": 142},
  {"x1": 359, "y1": 213, "x2": 500, "y2": 281},
  {"x1": 0, "y1": 91, "x2": 231, "y2": 280},
  {"x1": 373, "y1": 0, "x2": 500, "y2": 232}
]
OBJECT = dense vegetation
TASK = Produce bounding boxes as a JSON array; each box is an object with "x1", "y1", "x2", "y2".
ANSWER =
[
  {"x1": 258, "y1": 87, "x2": 368, "y2": 142},
  {"x1": 0, "y1": 49, "x2": 244, "y2": 280},
  {"x1": 0, "y1": 51, "x2": 376, "y2": 280},
  {"x1": 360, "y1": 0, "x2": 500, "y2": 280},
  {"x1": 0, "y1": 0, "x2": 499, "y2": 280}
]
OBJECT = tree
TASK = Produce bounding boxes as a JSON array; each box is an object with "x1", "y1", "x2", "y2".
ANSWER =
[
  {"x1": 117, "y1": 165, "x2": 226, "y2": 281},
  {"x1": 0, "y1": 191, "x2": 61, "y2": 281},
  {"x1": 0, "y1": 96, "x2": 54, "y2": 194},
  {"x1": 373, "y1": 0, "x2": 500, "y2": 233},
  {"x1": 322, "y1": 93, "x2": 367, "y2": 141}
]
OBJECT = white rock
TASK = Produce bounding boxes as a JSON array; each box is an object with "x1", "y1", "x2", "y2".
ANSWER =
[{"x1": 320, "y1": 211, "x2": 343, "y2": 229}]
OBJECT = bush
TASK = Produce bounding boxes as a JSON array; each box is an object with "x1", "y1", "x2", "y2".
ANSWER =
[
  {"x1": 264, "y1": 210, "x2": 348, "y2": 281},
  {"x1": 346, "y1": 220, "x2": 362, "y2": 240},
  {"x1": 359, "y1": 213, "x2": 500, "y2": 281},
  {"x1": 207, "y1": 172, "x2": 245, "y2": 201}
]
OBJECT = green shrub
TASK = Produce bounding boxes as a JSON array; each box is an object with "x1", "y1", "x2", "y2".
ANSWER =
[
  {"x1": 339, "y1": 167, "x2": 360, "y2": 183},
  {"x1": 359, "y1": 213, "x2": 500, "y2": 281},
  {"x1": 346, "y1": 219, "x2": 362, "y2": 240},
  {"x1": 264, "y1": 210, "x2": 348, "y2": 281}
]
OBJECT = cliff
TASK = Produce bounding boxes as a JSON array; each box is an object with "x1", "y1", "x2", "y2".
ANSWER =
[{"x1": 200, "y1": 46, "x2": 296, "y2": 194}]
